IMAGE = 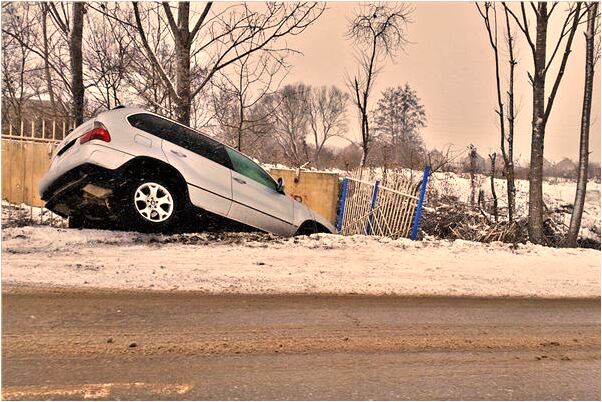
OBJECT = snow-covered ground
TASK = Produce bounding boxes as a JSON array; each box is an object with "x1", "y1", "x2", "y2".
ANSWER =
[{"x1": 2, "y1": 226, "x2": 599, "y2": 298}]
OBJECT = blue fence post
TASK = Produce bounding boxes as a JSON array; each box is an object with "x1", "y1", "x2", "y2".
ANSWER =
[
  {"x1": 336, "y1": 177, "x2": 349, "y2": 232},
  {"x1": 365, "y1": 180, "x2": 380, "y2": 235},
  {"x1": 410, "y1": 166, "x2": 431, "y2": 240}
]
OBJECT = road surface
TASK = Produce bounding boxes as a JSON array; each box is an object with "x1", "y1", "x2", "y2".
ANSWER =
[{"x1": 2, "y1": 289, "x2": 600, "y2": 400}]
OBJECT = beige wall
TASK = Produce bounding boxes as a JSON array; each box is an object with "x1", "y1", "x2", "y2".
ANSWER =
[
  {"x1": 1, "y1": 142, "x2": 342, "y2": 223},
  {"x1": 2, "y1": 140, "x2": 56, "y2": 207},
  {"x1": 269, "y1": 168, "x2": 340, "y2": 224}
]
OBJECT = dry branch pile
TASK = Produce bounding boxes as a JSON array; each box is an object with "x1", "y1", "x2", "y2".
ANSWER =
[{"x1": 421, "y1": 204, "x2": 527, "y2": 244}]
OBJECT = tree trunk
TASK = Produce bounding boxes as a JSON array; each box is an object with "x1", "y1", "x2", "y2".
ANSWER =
[
  {"x1": 504, "y1": 6, "x2": 516, "y2": 222},
  {"x1": 527, "y1": 5, "x2": 548, "y2": 244},
  {"x1": 41, "y1": 5, "x2": 57, "y2": 118},
  {"x1": 469, "y1": 145, "x2": 477, "y2": 209},
  {"x1": 566, "y1": 3, "x2": 598, "y2": 247},
  {"x1": 174, "y1": 4, "x2": 192, "y2": 126},
  {"x1": 490, "y1": 153, "x2": 498, "y2": 222},
  {"x1": 237, "y1": 94, "x2": 244, "y2": 151},
  {"x1": 70, "y1": 2, "x2": 85, "y2": 125}
]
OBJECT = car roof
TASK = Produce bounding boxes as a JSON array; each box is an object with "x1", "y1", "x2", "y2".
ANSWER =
[{"x1": 115, "y1": 107, "x2": 276, "y2": 180}]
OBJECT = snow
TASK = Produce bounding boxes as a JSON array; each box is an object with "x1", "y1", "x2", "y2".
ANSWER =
[
  {"x1": 2, "y1": 201, "x2": 66, "y2": 228},
  {"x1": 2, "y1": 226, "x2": 599, "y2": 298}
]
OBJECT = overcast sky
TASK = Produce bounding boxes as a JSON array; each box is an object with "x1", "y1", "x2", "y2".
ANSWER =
[{"x1": 279, "y1": 1, "x2": 601, "y2": 164}]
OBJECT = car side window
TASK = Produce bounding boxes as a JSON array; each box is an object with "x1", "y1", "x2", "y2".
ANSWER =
[
  {"x1": 127, "y1": 113, "x2": 232, "y2": 169},
  {"x1": 225, "y1": 148, "x2": 277, "y2": 191}
]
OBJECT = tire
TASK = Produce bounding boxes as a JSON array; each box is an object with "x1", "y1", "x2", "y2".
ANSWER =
[
  {"x1": 68, "y1": 215, "x2": 86, "y2": 229},
  {"x1": 118, "y1": 177, "x2": 183, "y2": 233},
  {"x1": 294, "y1": 220, "x2": 328, "y2": 236}
]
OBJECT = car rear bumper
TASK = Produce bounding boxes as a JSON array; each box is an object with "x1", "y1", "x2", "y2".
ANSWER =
[
  {"x1": 41, "y1": 163, "x2": 123, "y2": 219},
  {"x1": 39, "y1": 143, "x2": 132, "y2": 197}
]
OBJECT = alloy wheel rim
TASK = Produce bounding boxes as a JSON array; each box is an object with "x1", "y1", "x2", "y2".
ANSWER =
[{"x1": 134, "y1": 182, "x2": 174, "y2": 223}]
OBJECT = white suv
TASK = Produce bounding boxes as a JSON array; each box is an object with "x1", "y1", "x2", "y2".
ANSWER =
[{"x1": 39, "y1": 107, "x2": 335, "y2": 236}]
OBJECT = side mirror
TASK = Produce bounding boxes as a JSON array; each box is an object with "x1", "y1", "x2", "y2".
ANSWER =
[{"x1": 276, "y1": 177, "x2": 285, "y2": 194}]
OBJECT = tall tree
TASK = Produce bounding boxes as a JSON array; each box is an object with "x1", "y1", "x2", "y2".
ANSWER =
[
  {"x1": 503, "y1": 2, "x2": 585, "y2": 244},
  {"x1": 130, "y1": 2, "x2": 324, "y2": 126},
  {"x1": 567, "y1": 2, "x2": 599, "y2": 247},
  {"x1": 271, "y1": 83, "x2": 311, "y2": 167},
  {"x1": 346, "y1": 3, "x2": 412, "y2": 166},
  {"x1": 372, "y1": 83, "x2": 427, "y2": 167},
  {"x1": 306, "y1": 86, "x2": 349, "y2": 168},
  {"x1": 476, "y1": 2, "x2": 517, "y2": 222}
]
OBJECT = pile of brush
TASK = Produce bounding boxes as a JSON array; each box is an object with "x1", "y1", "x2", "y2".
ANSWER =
[{"x1": 421, "y1": 204, "x2": 527, "y2": 244}]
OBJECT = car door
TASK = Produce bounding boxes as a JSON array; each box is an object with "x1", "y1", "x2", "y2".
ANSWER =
[
  {"x1": 225, "y1": 147, "x2": 296, "y2": 236},
  {"x1": 128, "y1": 113, "x2": 233, "y2": 217},
  {"x1": 161, "y1": 124, "x2": 233, "y2": 217}
]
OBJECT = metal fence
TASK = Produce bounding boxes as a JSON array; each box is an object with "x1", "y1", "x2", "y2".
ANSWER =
[{"x1": 336, "y1": 167, "x2": 430, "y2": 239}]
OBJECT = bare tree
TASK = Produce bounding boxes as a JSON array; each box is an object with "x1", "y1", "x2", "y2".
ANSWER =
[
  {"x1": 567, "y1": 2, "x2": 600, "y2": 247},
  {"x1": 84, "y1": 7, "x2": 133, "y2": 112},
  {"x1": 211, "y1": 49, "x2": 287, "y2": 152},
  {"x1": 126, "y1": 2, "x2": 324, "y2": 126},
  {"x1": 1, "y1": 2, "x2": 35, "y2": 124},
  {"x1": 476, "y1": 2, "x2": 517, "y2": 222},
  {"x1": 346, "y1": 3, "x2": 412, "y2": 166},
  {"x1": 503, "y1": 2, "x2": 585, "y2": 244},
  {"x1": 271, "y1": 83, "x2": 311, "y2": 167},
  {"x1": 306, "y1": 86, "x2": 349, "y2": 168},
  {"x1": 3, "y1": 2, "x2": 88, "y2": 124}
]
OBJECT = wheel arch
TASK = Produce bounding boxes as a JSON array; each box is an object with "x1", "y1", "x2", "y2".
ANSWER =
[
  {"x1": 117, "y1": 156, "x2": 191, "y2": 205},
  {"x1": 294, "y1": 220, "x2": 332, "y2": 236}
]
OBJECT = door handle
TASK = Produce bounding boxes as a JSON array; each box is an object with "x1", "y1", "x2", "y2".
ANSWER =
[
  {"x1": 170, "y1": 149, "x2": 187, "y2": 158},
  {"x1": 233, "y1": 177, "x2": 246, "y2": 184}
]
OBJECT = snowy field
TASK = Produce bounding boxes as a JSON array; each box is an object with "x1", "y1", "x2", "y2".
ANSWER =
[{"x1": 2, "y1": 226, "x2": 599, "y2": 298}]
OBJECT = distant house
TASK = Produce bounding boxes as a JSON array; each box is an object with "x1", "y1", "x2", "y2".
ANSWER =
[
  {"x1": 2, "y1": 98, "x2": 71, "y2": 139},
  {"x1": 460, "y1": 151, "x2": 487, "y2": 174},
  {"x1": 551, "y1": 158, "x2": 578, "y2": 179}
]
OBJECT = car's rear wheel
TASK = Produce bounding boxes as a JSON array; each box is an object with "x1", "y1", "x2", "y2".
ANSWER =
[{"x1": 119, "y1": 178, "x2": 182, "y2": 232}]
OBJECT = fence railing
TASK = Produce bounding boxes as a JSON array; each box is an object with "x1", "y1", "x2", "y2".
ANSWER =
[
  {"x1": 336, "y1": 167, "x2": 430, "y2": 239},
  {"x1": 2, "y1": 118, "x2": 73, "y2": 143}
]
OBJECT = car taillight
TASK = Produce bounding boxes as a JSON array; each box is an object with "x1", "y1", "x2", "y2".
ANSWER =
[{"x1": 80, "y1": 123, "x2": 111, "y2": 144}]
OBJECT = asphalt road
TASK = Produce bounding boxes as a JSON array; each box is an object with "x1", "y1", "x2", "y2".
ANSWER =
[{"x1": 2, "y1": 289, "x2": 600, "y2": 400}]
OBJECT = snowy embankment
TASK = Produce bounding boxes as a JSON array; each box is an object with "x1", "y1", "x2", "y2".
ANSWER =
[{"x1": 2, "y1": 226, "x2": 599, "y2": 298}]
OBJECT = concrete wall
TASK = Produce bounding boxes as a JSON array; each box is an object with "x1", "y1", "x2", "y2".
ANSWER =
[
  {"x1": 2, "y1": 140, "x2": 57, "y2": 207},
  {"x1": 269, "y1": 168, "x2": 340, "y2": 224}
]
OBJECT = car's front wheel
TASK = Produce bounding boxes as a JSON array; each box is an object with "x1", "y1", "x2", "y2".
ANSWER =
[{"x1": 120, "y1": 178, "x2": 182, "y2": 232}]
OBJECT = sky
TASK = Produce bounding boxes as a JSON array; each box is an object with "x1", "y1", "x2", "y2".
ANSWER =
[{"x1": 279, "y1": 1, "x2": 601, "y2": 164}]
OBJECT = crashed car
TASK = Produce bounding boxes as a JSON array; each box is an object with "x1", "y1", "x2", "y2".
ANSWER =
[{"x1": 39, "y1": 107, "x2": 335, "y2": 236}]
